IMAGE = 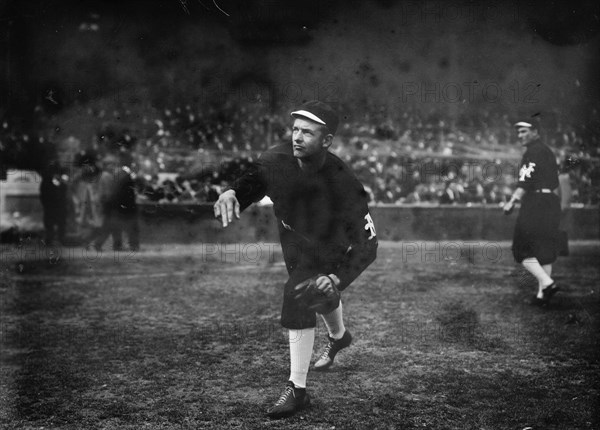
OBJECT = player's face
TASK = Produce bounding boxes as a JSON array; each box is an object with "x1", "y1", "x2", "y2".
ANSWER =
[
  {"x1": 517, "y1": 127, "x2": 537, "y2": 146},
  {"x1": 292, "y1": 117, "x2": 331, "y2": 159}
]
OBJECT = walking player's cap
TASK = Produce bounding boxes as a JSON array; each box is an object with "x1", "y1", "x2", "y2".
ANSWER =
[
  {"x1": 291, "y1": 100, "x2": 339, "y2": 134},
  {"x1": 514, "y1": 121, "x2": 533, "y2": 128}
]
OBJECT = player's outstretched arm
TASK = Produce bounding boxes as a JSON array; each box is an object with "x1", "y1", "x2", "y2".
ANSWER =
[{"x1": 214, "y1": 189, "x2": 240, "y2": 228}]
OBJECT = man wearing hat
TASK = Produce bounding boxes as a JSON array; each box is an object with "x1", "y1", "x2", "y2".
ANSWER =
[
  {"x1": 504, "y1": 121, "x2": 561, "y2": 305},
  {"x1": 214, "y1": 100, "x2": 378, "y2": 418},
  {"x1": 95, "y1": 152, "x2": 140, "y2": 252}
]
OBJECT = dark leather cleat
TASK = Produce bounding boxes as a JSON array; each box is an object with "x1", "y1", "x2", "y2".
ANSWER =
[
  {"x1": 314, "y1": 330, "x2": 352, "y2": 371},
  {"x1": 266, "y1": 381, "x2": 310, "y2": 419},
  {"x1": 542, "y1": 283, "x2": 560, "y2": 301}
]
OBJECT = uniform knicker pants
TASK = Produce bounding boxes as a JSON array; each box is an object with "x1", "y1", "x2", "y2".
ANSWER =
[
  {"x1": 278, "y1": 227, "x2": 342, "y2": 330},
  {"x1": 512, "y1": 193, "x2": 561, "y2": 265}
]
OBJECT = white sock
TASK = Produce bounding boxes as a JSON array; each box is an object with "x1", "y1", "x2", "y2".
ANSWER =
[
  {"x1": 288, "y1": 328, "x2": 314, "y2": 389},
  {"x1": 522, "y1": 258, "x2": 554, "y2": 298},
  {"x1": 542, "y1": 264, "x2": 552, "y2": 278},
  {"x1": 320, "y1": 301, "x2": 345, "y2": 340}
]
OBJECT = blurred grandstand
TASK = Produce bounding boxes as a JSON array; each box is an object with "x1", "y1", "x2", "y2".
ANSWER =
[{"x1": 1, "y1": 97, "x2": 599, "y2": 211}]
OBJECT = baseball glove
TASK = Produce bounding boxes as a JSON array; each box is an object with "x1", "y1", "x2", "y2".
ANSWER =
[{"x1": 293, "y1": 274, "x2": 341, "y2": 314}]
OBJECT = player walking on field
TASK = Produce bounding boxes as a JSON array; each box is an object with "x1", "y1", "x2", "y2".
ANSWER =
[
  {"x1": 214, "y1": 100, "x2": 378, "y2": 419},
  {"x1": 504, "y1": 121, "x2": 561, "y2": 305}
]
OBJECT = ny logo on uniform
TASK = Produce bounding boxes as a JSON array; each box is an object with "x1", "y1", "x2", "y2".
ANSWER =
[
  {"x1": 519, "y1": 162, "x2": 536, "y2": 182},
  {"x1": 364, "y1": 213, "x2": 376, "y2": 240}
]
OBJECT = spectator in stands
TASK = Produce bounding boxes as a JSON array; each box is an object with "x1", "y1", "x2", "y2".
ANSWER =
[
  {"x1": 139, "y1": 174, "x2": 165, "y2": 202},
  {"x1": 195, "y1": 179, "x2": 219, "y2": 202},
  {"x1": 159, "y1": 179, "x2": 182, "y2": 203},
  {"x1": 439, "y1": 181, "x2": 456, "y2": 204}
]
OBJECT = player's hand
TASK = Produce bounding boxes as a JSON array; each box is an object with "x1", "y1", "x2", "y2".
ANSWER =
[
  {"x1": 213, "y1": 189, "x2": 240, "y2": 227},
  {"x1": 503, "y1": 200, "x2": 514, "y2": 215},
  {"x1": 293, "y1": 274, "x2": 341, "y2": 314},
  {"x1": 315, "y1": 275, "x2": 337, "y2": 297}
]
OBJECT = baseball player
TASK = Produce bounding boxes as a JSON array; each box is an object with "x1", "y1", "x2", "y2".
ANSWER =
[
  {"x1": 214, "y1": 100, "x2": 378, "y2": 419},
  {"x1": 504, "y1": 121, "x2": 561, "y2": 305}
]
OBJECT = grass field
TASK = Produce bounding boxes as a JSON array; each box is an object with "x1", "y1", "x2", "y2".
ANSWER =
[{"x1": 1, "y1": 240, "x2": 599, "y2": 430}]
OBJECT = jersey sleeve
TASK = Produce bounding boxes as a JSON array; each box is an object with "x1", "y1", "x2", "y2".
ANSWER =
[
  {"x1": 229, "y1": 155, "x2": 270, "y2": 211},
  {"x1": 332, "y1": 182, "x2": 378, "y2": 291}
]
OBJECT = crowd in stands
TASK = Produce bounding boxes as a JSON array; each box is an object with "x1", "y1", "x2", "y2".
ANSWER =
[
  {"x1": 2, "y1": 99, "x2": 599, "y2": 207},
  {"x1": 126, "y1": 100, "x2": 600, "y2": 206}
]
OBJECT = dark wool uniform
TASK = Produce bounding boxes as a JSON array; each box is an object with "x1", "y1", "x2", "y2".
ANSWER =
[
  {"x1": 97, "y1": 166, "x2": 140, "y2": 251},
  {"x1": 39, "y1": 164, "x2": 69, "y2": 244},
  {"x1": 231, "y1": 143, "x2": 378, "y2": 329},
  {"x1": 512, "y1": 138, "x2": 560, "y2": 265}
]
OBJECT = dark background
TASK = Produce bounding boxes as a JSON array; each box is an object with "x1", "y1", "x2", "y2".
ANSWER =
[{"x1": 1, "y1": 0, "x2": 599, "y2": 165}]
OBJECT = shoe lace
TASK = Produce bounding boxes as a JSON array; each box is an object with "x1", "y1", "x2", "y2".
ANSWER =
[
  {"x1": 319, "y1": 341, "x2": 333, "y2": 360},
  {"x1": 274, "y1": 385, "x2": 294, "y2": 406}
]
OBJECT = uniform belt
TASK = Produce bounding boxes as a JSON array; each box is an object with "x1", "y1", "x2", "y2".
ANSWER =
[{"x1": 535, "y1": 188, "x2": 552, "y2": 193}]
